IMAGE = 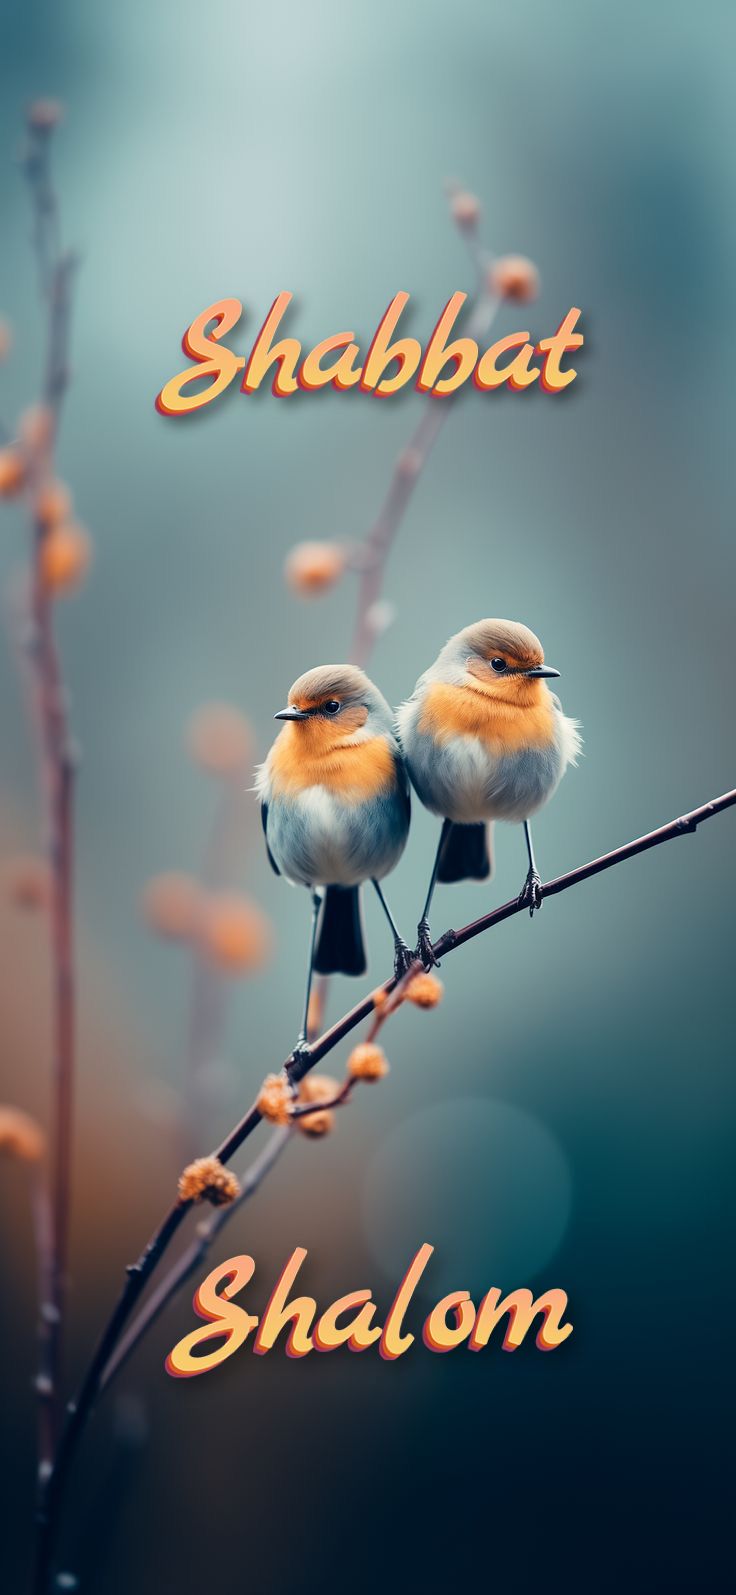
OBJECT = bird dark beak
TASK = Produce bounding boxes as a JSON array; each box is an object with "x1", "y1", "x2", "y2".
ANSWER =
[
  {"x1": 525, "y1": 665, "x2": 560, "y2": 679},
  {"x1": 274, "y1": 706, "x2": 309, "y2": 720}
]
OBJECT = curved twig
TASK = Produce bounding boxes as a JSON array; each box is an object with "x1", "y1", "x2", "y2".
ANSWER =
[{"x1": 34, "y1": 785, "x2": 736, "y2": 1591}]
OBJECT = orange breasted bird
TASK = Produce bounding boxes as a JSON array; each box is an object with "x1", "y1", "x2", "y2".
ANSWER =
[
  {"x1": 257, "y1": 665, "x2": 412, "y2": 1053},
  {"x1": 397, "y1": 619, "x2": 581, "y2": 967}
]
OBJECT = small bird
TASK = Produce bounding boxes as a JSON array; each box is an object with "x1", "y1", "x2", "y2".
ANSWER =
[
  {"x1": 397, "y1": 619, "x2": 581, "y2": 966},
  {"x1": 257, "y1": 664, "x2": 412, "y2": 1054}
]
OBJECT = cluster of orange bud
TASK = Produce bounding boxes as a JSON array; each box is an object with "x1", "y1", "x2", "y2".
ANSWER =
[
  {"x1": 141, "y1": 873, "x2": 203, "y2": 941},
  {"x1": 39, "y1": 522, "x2": 91, "y2": 596},
  {"x1": 19, "y1": 404, "x2": 54, "y2": 456},
  {"x1": 284, "y1": 540, "x2": 346, "y2": 597},
  {"x1": 198, "y1": 892, "x2": 272, "y2": 974},
  {"x1": 450, "y1": 189, "x2": 481, "y2": 229},
  {"x1": 3, "y1": 853, "x2": 52, "y2": 910},
  {"x1": 257, "y1": 1073, "x2": 292, "y2": 1126},
  {"x1": 187, "y1": 702, "x2": 252, "y2": 778},
  {"x1": 0, "y1": 448, "x2": 26, "y2": 499},
  {"x1": 295, "y1": 1073, "x2": 339, "y2": 1138},
  {"x1": 142, "y1": 876, "x2": 273, "y2": 976},
  {"x1": 0, "y1": 1105, "x2": 45, "y2": 1163},
  {"x1": 27, "y1": 100, "x2": 64, "y2": 133},
  {"x1": 178, "y1": 1155, "x2": 240, "y2": 1207},
  {"x1": 489, "y1": 255, "x2": 540, "y2": 304},
  {"x1": 406, "y1": 971, "x2": 444, "y2": 1009},
  {"x1": 347, "y1": 1042, "x2": 389, "y2": 1083}
]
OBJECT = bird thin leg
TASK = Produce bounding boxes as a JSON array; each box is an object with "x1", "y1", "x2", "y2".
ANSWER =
[
  {"x1": 416, "y1": 819, "x2": 452, "y2": 969},
  {"x1": 372, "y1": 879, "x2": 413, "y2": 978},
  {"x1": 292, "y1": 888, "x2": 324, "y2": 1061},
  {"x1": 518, "y1": 820, "x2": 543, "y2": 916}
]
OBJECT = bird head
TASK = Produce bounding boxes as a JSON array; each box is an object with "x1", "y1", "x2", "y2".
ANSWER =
[
  {"x1": 274, "y1": 665, "x2": 393, "y2": 752},
  {"x1": 435, "y1": 619, "x2": 560, "y2": 705}
]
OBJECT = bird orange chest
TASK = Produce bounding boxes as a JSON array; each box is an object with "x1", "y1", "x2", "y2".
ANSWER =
[
  {"x1": 418, "y1": 682, "x2": 556, "y2": 753},
  {"x1": 269, "y1": 726, "x2": 396, "y2": 800}
]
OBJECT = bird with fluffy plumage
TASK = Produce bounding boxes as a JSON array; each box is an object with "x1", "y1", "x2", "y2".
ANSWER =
[
  {"x1": 257, "y1": 664, "x2": 411, "y2": 1057},
  {"x1": 397, "y1": 619, "x2": 581, "y2": 966}
]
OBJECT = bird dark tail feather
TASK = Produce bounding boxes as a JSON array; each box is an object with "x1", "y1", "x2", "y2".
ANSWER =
[
  {"x1": 437, "y1": 821, "x2": 493, "y2": 884},
  {"x1": 313, "y1": 885, "x2": 367, "y2": 976}
]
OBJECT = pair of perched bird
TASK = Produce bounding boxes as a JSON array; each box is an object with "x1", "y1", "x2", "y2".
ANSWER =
[{"x1": 257, "y1": 619, "x2": 581, "y2": 1051}]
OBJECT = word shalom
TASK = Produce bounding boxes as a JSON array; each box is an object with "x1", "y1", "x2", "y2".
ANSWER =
[
  {"x1": 156, "y1": 293, "x2": 584, "y2": 415},
  {"x1": 166, "y1": 1243, "x2": 572, "y2": 1377}
]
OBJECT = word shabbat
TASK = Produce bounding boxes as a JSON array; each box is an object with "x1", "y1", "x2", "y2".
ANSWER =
[
  {"x1": 165, "y1": 1244, "x2": 572, "y2": 1376},
  {"x1": 156, "y1": 293, "x2": 584, "y2": 415}
]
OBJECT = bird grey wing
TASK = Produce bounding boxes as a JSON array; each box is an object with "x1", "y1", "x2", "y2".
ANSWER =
[{"x1": 260, "y1": 801, "x2": 280, "y2": 875}]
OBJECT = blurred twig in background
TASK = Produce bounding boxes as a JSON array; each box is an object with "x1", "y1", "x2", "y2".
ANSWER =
[
  {"x1": 0, "y1": 101, "x2": 88, "y2": 1494},
  {"x1": 142, "y1": 703, "x2": 272, "y2": 1163}
]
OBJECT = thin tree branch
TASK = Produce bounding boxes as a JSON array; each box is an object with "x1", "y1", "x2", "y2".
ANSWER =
[
  {"x1": 350, "y1": 187, "x2": 497, "y2": 666},
  {"x1": 20, "y1": 113, "x2": 79, "y2": 1490},
  {"x1": 34, "y1": 784, "x2": 736, "y2": 1591},
  {"x1": 101, "y1": 1126, "x2": 291, "y2": 1390}
]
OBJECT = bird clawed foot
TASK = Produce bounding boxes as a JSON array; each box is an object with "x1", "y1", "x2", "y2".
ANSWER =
[
  {"x1": 518, "y1": 869, "x2": 543, "y2": 917},
  {"x1": 393, "y1": 940, "x2": 415, "y2": 979},
  {"x1": 288, "y1": 1038, "x2": 311, "y2": 1071},
  {"x1": 415, "y1": 919, "x2": 440, "y2": 971}
]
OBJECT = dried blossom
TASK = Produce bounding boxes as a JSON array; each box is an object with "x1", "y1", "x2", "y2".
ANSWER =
[
  {"x1": 178, "y1": 1156, "x2": 240, "y2": 1207},
  {"x1": 489, "y1": 255, "x2": 540, "y2": 303},
  {"x1": 18, "y1": 404, "x2": 54, "y2": 455},
  {"x1": 0, "y1": 447, "x2": 26, "y2": 498},
  {"x1": 296, "y1": 1073, "x2": 338, "y2": 1138},
  {"x1": 347, "y1": 1042, "x2": 389, "y2": 1082},
  {"x1": 27, "y1": 99, "x2": 64, "y2": 132},
  {"x1": 198, "y1": 892, "x2": 273, "y2": 975},
  {"x1": 35, "y1": 479, "x2": 72, "y2": 527},
  {"x1": 0, "y1": 1105, "x2": 45, "y2": 1163},
  {"x1": 3, "y1": 853, "x2": 52, "y2": 910},
  {"x1": 406, "y1": 972, "x2": 444, "y2": 1009},
  {"x1": 142, "y1": 873, "x2": 203, "y2": 941},
  {"x1": 187, "y1": 702, "x2": 252, "y2": 777},
  {"x1": 284, "y1": 540, "x2": 346, "y2": 596},
  {"x1": 450, "y1": 190, "x2": 481, "y2": 228},
  {"x1": 39, "y1": 523, "x2": 92, "y2": 595},
  {"x1": 257, "y1": 1074, "x2": 292, "y2": 1125}
]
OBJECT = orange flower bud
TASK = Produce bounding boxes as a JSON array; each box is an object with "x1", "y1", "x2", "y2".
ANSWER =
[
  {"x1": 0, "y1": 319, "x2": 11, "y2": 362},
  {"x1": 39, "y1": 523, "x2": 92, "y2": 595},
  {"x1": 27, "y1": 100, "x2": 64, "y2": 132},
  {"x1": 450, "y1": 190, "x2": 481, "y2": 228},
  {"x1": 296, "y1": 1072, "x2": 338, "y2": 1136},
  {"x1": 347, "y1": 1042, "x2": 389, "y2": 1083},
  {"x1": 19, "y1": 405, "x2": 54, "y2": 455},
  {"x1": 0, "y1": 448, "x2": 26, "y2": 498},
  {"x1": 3, "y1": 853, "x2": 52, "y2": 910},
  {"x1": 257, "y1": 1073, "x2": 292, "y2": 1125},
  {"x1": 0, "y1": 1105, "x2": 45, "y2": 1163},
  {"x1": 406, "y1": 972, "x2": 444, "y2": 1009},
  {"x1": 178, "y1": 1155, "x2": 240, "y2": 1206},
  {"x1": 187, "y1": 702, "x2": 252, "y2": 777},
  {"x1": 198, "y1": 892, "x2": 273, "y2": 975},
  {"x1": 35, "y1": 480, "x2": 72, "y2": 527},
  {"x1": 141, "y1": 873, "x2": 203, "y2": 941},
  {"x1": 489, "y1": 255, "x2": 540, "y2": 304},
  {"x1": 284, "y1": 540, "x2": 346, "y2": 596}
]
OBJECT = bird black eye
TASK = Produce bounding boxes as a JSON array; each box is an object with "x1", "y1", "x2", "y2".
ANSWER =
[
  {"x1": 490, "y1": 657, "x2": 507, "y2": 673},
  {"x1": 323, "y1": 699, "x2": 341, "y2": 715}
]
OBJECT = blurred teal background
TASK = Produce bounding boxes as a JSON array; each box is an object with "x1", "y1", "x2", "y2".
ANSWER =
[{"x1": 1, "y1": 1, "x2": 734, "y2": 1590}]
